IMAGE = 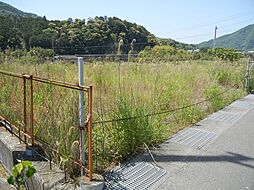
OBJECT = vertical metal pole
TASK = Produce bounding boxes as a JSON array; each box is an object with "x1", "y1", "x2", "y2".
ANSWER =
[
  {"x1": 88, "y1": 86, "x2": 93, "y2": 181},
  {"x1": 30, "y1": 75, "x2": 34, "y2": 145},
  {"x1": 78, "y1": 57, "x2": 85, "y2": 176},
  {"x1": 23, "y1": 76, "x2": 27, "y2": 144},
  {"x1": 213, "y1": 26, "x2": 218, "y2": 51}
]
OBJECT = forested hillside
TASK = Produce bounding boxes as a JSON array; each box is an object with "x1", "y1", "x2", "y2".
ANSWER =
[
  {"x1": 2, "y1": 1, "x2": 252, "y2": 55},
  {"x1": 0, "y1": 1, "x2": 38, "y2": 17},
  {"x1": 157, "y1": 37, "x2": 196, "y2": 50},
  {"x1": 199, "y1": 24, "x2": 254, "y2": 51},
  {"x1": 0, "y1": 15, "x2": 156, "y2": 54}
]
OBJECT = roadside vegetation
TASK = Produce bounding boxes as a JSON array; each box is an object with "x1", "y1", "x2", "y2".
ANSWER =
[
  {"x1": 0, "y1": 0, "x2": 252, "y2": 181},
  {"x1": 0, "y1": 51, "x2": 246, "y2": 174},
  {"x1": 137, "y1": 45, "x2": 243, "y2": 62}
]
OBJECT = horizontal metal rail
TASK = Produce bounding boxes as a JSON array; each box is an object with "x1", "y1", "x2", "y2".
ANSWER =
[
  {"x1": 0, "y1": 69, "x2": 94, "y2": 180},
  {"x1": 0, "y1": 116, "x2": 32, "y2": 139},
  {"x1": 0, "y1": 70, "x2": 90, "y2": 92},
  {"x1": 0, "y1": 70, "x2": 23, "y2": 78}
]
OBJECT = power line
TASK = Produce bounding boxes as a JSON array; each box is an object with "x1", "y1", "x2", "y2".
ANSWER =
[
  {"x1": 219, "y1": 17, "x2": 254, "y2": 29},
  {"x1": 216, "y1": 17, "x2": 254, "y2": 34},
  {"x1": 166, "y1": 10, "x2": 254, "y2": 35},
  {"x1": 173, "y1": 33, "x2": 213, "y2": 40},
  {"x1": 173, "y1": 17, "x2": 254, "y2": 42},
  {"x1": 54, "y1": 42, "x2": 154, "y2": 50}
]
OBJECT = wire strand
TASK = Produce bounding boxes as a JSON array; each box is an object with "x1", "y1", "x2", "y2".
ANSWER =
[{"x1": 92, "y1": 84, "x2": 238, "y2": 125}]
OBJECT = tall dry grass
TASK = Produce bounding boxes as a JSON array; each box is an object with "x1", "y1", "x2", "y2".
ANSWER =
[{"x1": 0, "y1": 59, "x2": 246, "y2": 173}]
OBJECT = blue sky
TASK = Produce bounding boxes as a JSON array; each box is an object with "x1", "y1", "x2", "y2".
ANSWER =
[{"x1": 3, "y1": 0, "x2": 254, "y2": 44}]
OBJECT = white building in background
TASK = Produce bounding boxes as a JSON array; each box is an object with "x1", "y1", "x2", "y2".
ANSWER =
[{"x1": 187, "y1": 49, "x2": 200, "y2": 53}]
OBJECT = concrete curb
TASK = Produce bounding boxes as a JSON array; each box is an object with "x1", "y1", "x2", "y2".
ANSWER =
[
  {"x1": 0, "y1": 177, "x2": 16, "y2": 190},
  {"x1": 0, "y1": 125, "x2": 104, "y2": 190}
]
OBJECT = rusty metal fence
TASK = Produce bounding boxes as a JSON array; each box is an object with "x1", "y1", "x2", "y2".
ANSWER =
[
  {"x1": 0, "y1": 70, "x2": 93, "y2": 181},
  {"x1": 0, "y1": 63, "x2": 246, "y2": 179}
]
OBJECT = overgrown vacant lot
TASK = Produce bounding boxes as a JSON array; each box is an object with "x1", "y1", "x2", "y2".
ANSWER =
[{"x1": 0, "y1": 60, "x2": 246, "y2": 173}]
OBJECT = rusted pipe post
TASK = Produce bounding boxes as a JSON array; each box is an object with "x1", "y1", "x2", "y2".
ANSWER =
[
  {"x1": 30, "y1": 75, "x2": 34, "y2": 145},
  {"x1": 88, "y1": 86, "x2": 93, "y2": 181},
  {"x1": 23, "y1": 76, "x2": 27, "y2": 144},
  {"x1": 18, "y1": 128, "x2": 21, "y2": 144}
]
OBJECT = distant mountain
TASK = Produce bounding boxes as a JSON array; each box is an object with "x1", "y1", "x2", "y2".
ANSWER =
[
  {"x1": 0, "y1": 1, "x2": 39, "y2": 17},
  {"x1": 199, "y1": 24, "x2": 254, "y2": 51},
  {"x1": 157, "y1": 37, "x2": 196, "y2": 50}
]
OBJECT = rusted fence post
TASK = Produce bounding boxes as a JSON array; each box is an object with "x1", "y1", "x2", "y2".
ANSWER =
[
  {"x1": 23, "y1": 76, "x2": 27, "y2": 144},
  {"x1": 88, "y1": 86, "x2": 93, "y2": 181},
  {"x1": 29, "y1": 75, "x2": 34, "y2": 145}
]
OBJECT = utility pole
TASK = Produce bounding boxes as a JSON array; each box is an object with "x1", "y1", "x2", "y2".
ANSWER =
[{"x1": 213, "y1": 26, "x2": 218, "y2": 51}]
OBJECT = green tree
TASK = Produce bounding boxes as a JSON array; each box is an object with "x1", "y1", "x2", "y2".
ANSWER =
[{"x1": 43, "y1": 27, "x2": 58, "y2": 57}]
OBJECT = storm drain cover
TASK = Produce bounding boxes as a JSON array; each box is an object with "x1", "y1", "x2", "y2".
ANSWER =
[
  {"x1": 169, "y1": 128, "x2": 216, "y2": 149},
  {"x1": 229, "y1": 101, "x2": 254, "y2": 110},
  {"x1": 105, "y1": 162, "x2": 167, "y2": 190},
  {"x1": 206, "y1": 111, "x2": 242, "y2": 124}
]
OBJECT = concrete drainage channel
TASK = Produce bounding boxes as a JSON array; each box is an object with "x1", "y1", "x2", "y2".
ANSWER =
[{"x1": 0, "y1": 121, "x2": 104, "y2": 190}]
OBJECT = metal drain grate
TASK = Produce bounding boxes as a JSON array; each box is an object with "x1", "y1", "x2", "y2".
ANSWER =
[
  {"x1": 169, "y1": 128, "x2": 217, "y2": 149},
  {"x1": 105, "y1": 162, "x2": 167, "y2": 190},
  {"x1": 229, "y1": 101, "x2": 254, "y2": 110},
  {"x1": 206, "y1": 111, "x2": 242, "y2": 124}
]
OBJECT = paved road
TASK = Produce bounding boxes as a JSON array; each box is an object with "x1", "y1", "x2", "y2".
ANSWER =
[
  {"x1": 107, "y1": 95, "x2": 254, "y2": 190},
  {"x1": 150, "y1": 95, "x2": 254, "y2": 190}
]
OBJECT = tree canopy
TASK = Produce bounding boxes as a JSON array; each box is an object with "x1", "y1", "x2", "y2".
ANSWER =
[{"x1": 0, "y1": 15, "x2": 156, "y2": 55}]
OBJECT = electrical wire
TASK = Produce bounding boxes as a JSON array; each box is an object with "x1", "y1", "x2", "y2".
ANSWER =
[
  {"x1": 54, "y1": 42, "x2": 155, "y2": 50},
  {"x1": 166, "y1": 10, "x2": 254, "y2": 34}
]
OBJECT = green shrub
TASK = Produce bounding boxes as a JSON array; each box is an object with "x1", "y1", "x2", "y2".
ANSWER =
[
  {"x1": 7, "y1": 160, "x2": 36, "y2": 190},
  {"x1": 28, "y1": 47, "x2": 53, "y2": 60},
  {"x1": 111, "y1": 96, "x2": 158, "y2": 159},
  {"x1": 205, "y1": 85, "x2": 225, "y2": 112},
  {"x1": 208, "y1": 48, "x2": 243, "y2": 62},
  {"x1": 137, "y1": 45, "x2": 191, "y2": 62},
  {"x1": 214, "y1": 69, "x2": 231, "y2": 85}
]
